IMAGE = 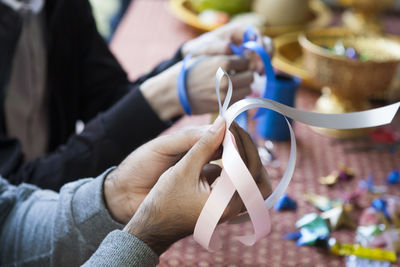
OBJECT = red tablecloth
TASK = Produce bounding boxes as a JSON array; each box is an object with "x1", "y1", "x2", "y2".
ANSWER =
[{"x1": 110, "y1": 1, "x2": 400, "y2": 266}]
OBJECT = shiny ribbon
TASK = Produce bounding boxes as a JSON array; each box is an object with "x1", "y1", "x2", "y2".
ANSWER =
[
  {"x1": 193, "y1": 67, "x2": 400, "y2": 251},
  {"x1": 177, "y1": 52, "x2": 194, "y2": 115}
]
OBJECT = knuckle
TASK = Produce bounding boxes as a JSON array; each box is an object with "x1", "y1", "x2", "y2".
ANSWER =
[{"x1": 198, "y1": 136, "x2": 211, "y2": 149}]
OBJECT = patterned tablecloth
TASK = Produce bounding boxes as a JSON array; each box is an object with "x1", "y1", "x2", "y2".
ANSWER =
[{"x1": 110, "y1": 1, "x2": 400, "y2": 266}]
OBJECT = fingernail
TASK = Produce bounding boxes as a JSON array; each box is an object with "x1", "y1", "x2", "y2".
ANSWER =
[{"x1": 209, "y1": 116, "x2": 225, "y2": 133}]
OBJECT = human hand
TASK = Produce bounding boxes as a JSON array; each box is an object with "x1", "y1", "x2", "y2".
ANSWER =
[
  {"x1": 123, "y1": 118, "x2": 271, "y2": 255},
  {"x1": 182, "y1": 22, "x2": 273, "y2": 60},
  {"x1": 182, "y1": 22, "x2": 273, "y2": 74},
  {"x1": 140, "y1": 55, "x2": 253, "y2": 119},
  {"x1": 104, "y1": 125, "x2": 218, "y2": 224},
  {"x1": 181, "y1": 22, "x2": 262, "y2": 57},
  {"x1": 228, "y1": 122, "x2": 272, "y2": 215}
]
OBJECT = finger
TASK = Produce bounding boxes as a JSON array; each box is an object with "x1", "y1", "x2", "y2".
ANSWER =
[
  {"x1": 151, "y1": 126, "x2": 210, "y2": 156},
  {"x1": 230, "y1": 70, "x2": 254, "y2": 89},
  {"x1": 221, "y1": 192, "x2": 245, "y2": 222},
  {"x1": 248, "y1": 52, "x2": 261, "y2": 72},
  {"x1": 229, "y1": 123, "x2": 262, "y2": 181},
  {"x1": 258, "y1": 167, "x2": 272, "y2": 198},
  {"x1": 229, "y1": 122, "x2": 249, "y2": 165},
  {"x1": 193, "y1": 40, "x2": 229, "y2": 56},
  {"x1": 176, "y1": 116, "x2": 226, "y2": 175},
  {"x1": 230, "y1": 87, "x2": 252, "y2": 102},
  {"x1": 209, "y1": 146, "x2": 223, "y2": 162},
  {"x1": 226, "y1": 56, "x2": 250, "y2": 73},
  {"x1": 214, "y1": 21, "x2": 246, "y2": 40},
  {"x1": 201, "y1": 163, "x2": 222, "y2": 185},
  {"x1": 231, "y1": 25, "x2": 262, "y2": 45}
]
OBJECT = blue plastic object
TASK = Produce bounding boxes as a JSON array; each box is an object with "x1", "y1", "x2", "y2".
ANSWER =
[
  {"x1": 387, "y1": 169, "x2": 399, "y2": 184},
  {"x1": 283, "y1": 231, "x2": 301, "y2": 240},
  {"x1": 371, "y1": 198, "x2": 390, "y2": 219},
  {"x1": 257, "y1": 74, "x2": 300, "y2": 140},
  {"x1": 274, "y1": 193, "x2": 297, "y2": 211}
]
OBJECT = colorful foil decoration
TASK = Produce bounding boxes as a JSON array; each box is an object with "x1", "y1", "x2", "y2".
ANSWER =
[
  {"x1": 295, "y1": 213, "x2": 330, "y2": 246},
  {"x1": 321, "y1": 205, "x2": 356, "y2": 230},
  {"x1": 192, "y1": 67, "x2": 400, "y2": 251},
  {"x1": 304, "y1": 193, "x2": 333, "y2": 211},
  {"x1": 319, "y1": 173, "x2": 338, "y2": 186},
  {"x1": 319, "y1": 165, "x2": 354, "y2": 186},
  {"x1": 329, "y1": 239, "x2": 397, "y2": 263}
]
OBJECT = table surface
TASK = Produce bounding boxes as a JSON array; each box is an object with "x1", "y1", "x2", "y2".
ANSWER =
[{"x1": 110, "y1": 1, "x2": 400, "y2": 266}]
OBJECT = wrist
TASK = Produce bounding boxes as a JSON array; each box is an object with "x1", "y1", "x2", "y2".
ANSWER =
[
  {"x1": 123, "y1": 203, "x2": 180, "y2": 256},
  {"x1": 139, "y1": 68, "x2": 184, "y2": 121},
  {"x1": 103, "y1": 169, "x2": 132, "y2": 224}
]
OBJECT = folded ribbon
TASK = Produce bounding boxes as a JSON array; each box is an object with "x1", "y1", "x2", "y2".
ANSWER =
[{"x1": 193, "y1": 67, "x2": 400, "y2": 251}]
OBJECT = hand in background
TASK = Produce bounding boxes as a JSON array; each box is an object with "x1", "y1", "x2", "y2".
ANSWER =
[
  {"x1": 140, "y1": 22, "x2": 274, "y2": 120},
  {"x1": 140, "y1": 54, "x2": 253, "y2": 119},
  {"x1": 181, "y1": 22, "x2": 262, "y2": 56},
  {"x1": 182, "y1": 22, "x2": 273, "y2": 57},
  {"x1": 228, "y1": 122, "x2": 272, "y2": 215}
]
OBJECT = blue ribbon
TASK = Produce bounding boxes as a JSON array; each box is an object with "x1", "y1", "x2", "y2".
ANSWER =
[
  {"x1": 177, "y1": 52, "x2": 194, "y2": 115},
  {"x1": 230, "y1": 27, "x2": 276, "y2": 118},
  {"x1": 230, "y1": 26, "x2": 277, "y2": 127}
]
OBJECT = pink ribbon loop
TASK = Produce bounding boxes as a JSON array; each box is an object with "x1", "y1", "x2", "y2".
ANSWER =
[{"x1": 194, "y1": 68, "x2": 272, "y2": 251}]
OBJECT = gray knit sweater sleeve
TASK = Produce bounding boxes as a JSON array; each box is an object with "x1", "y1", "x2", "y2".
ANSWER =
[
  {"x1": 82, "y1": 230, "x2": 159, "y2": 267},
  {"x1": 0, "y1": 168, "x2": 159, "y2": 267}
]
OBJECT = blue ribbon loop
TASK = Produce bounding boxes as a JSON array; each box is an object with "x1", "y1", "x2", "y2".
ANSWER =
[
  {"x1": 230, "y1": 27, "x2": 277, "y2": 118},
  {"x1": 177, "y1": 52, "x2": 193, "y2": 115}
]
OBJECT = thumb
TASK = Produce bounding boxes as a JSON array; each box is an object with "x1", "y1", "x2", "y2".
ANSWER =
[{"x1": 175, "y1": 116, "x2": 226, "y2": 176}]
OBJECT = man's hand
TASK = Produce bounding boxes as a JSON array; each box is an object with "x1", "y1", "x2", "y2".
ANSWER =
[
  {"x1": 123, "y1": 117, "x2": 226, "y2": 255},
  {"x1": 140, "y1": 22, "x2": 274, "y2": 121},
  {"x1": 104, "y1": 125, "x2": 216, "y2": 224},
  {"x1": 228, "y1": 122, "x2": 272, "y2": 215},
  {"x1": 123, "y1": 118, "x2": 272, "y2": 255},
  {"x1": 181, "y1": 22, "x2": 262, "y2": 57},
  {"x1": 140, "y1": 55, "x2": 253, "y2": 119}
]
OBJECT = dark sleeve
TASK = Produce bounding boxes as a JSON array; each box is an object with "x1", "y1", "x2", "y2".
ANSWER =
[
  {"x1": 76, "y1": 0, "x2": 183, "y2": 122},
  {"x1": 1, "y1": 0, "x2": 184, "y2": 190},
  {"x1": 2, "y1": 87, "x2": 171, "y2": 191}
]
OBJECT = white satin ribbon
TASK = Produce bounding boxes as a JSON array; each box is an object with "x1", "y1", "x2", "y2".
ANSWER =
[{"x1": 193, "y1": 67, "x2": 400, "y2": 251}]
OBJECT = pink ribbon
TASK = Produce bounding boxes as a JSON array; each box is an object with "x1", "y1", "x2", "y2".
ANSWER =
[{"x1": 194, "y1": 68, "x2": 272, "y2": 251}]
